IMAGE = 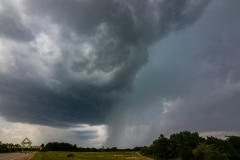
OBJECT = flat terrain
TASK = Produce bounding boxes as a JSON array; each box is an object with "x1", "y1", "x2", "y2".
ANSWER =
[
  {"x1": 0, "y1": 152, "x2": 35, "y2": 160},
  {"x1": 31, "y1": 151, "x2": 154, "y2": 160}
]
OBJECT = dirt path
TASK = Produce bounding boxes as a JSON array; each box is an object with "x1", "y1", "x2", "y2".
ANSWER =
[
  {"x1": 15, "y1": 152, "x2": 35, "y2": 160},
  {"x1": 0, "y1": 152, "x2": 35, "y2": 160},
  {"x1": 136, "y1": 152, "x2": 154, "y2": 160}
]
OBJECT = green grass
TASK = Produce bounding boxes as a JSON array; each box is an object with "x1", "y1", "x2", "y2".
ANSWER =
[{"x1": 31, "y1": 151, "x2": 152, "y2": 160}]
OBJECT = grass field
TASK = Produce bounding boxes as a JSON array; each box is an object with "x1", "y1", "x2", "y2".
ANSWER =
[{"x1": 31, "y1": 151, "x2": 153, "y2": 160}]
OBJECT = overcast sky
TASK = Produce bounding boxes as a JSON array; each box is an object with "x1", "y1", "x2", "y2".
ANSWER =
[{"x1": 0, "y1": 0, "x2": 240, "y2": 148}]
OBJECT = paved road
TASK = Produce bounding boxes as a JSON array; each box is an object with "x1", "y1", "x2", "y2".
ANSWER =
[{"x1": 0, "y1": 152, "x2": 34, "y2": 160}]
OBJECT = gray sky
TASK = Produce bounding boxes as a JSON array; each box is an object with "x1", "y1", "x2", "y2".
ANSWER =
[{"x1": 0, "y1": 0, "x2": 240, "y2": 148}]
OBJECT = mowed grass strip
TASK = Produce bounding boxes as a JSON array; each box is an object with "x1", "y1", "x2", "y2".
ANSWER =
[{"x1": 31, "y1": 151, "x2": 152, "y2": 160}]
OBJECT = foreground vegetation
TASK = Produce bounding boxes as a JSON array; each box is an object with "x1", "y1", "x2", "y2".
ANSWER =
[
  {"x1": 31, "y1": 151, "x2": 151, "y2": 160},
  {"x1": 140, "y1": 131, "x2": 240, "y2": 160}
]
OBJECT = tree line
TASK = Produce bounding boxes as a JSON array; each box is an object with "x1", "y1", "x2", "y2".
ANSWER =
[
  {"x1": 42, "y1": 142, "x2": 138, "y2": 152},
  {"x1": 140, "y1": 131, "x2": 240, "y2": 160},
  {"x1": 0, "y1": 143, "x2": 39, "y2": 152},
  {"x1": 0, "y1": 141, "x2": 137, "y2": 153}
]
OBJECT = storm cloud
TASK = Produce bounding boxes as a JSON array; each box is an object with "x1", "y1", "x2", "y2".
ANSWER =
[
  {"x1": 0, "y1": 0, "x2": 239, "y2": 148},
  {"x1": 104, "y1": 0, "x2": 240, "y2": 147},
  {"x1": 0, "y1": 0, "x2": 210, "y2": 125}
]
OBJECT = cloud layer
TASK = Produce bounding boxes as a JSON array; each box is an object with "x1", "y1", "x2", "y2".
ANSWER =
[
  {"x1": 1, "y1": 0, "x2": 240, "y2": 148},
  {"x1": 0, "y1": 0, "x2": 210, "y2": 126}
]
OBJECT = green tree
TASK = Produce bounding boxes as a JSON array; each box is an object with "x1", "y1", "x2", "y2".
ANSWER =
[
  {"x1": 193, "y1": 143, "x2": 228, "y2": 160},
  {"x1": 150, "y1": 134, "x2": 169, "y2": 160},
  {"x1": 226, "y1": 136, "x2": 240, "y2": 160},
  {"x1": 169, "y1": 131, "x2": 203, "y2": 160}
]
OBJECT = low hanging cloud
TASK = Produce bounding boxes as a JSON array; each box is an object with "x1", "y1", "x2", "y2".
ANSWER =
[{"x1": 0, "y1": 0, "x2": 210, "y2": 127}]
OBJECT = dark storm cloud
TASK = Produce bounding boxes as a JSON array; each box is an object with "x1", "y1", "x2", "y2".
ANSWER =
[
  {"x1": 0, "y1": 73, "x2": 109, "y2": 126},
  {"x1": 0, "y1": 0, "x2": 210, "y2": 128},
  {"x1": 103, "y1": 0, "x2": 240, "y2": 147},
  {"x1": 0, "y1": 1, "x2": 34, "y2": 41}
]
